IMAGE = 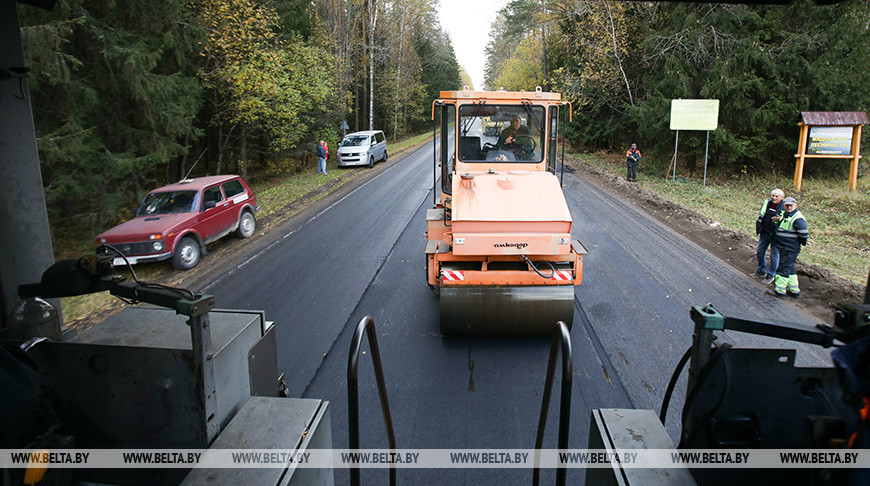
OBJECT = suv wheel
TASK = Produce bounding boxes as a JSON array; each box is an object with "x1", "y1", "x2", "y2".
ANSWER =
[
  {"x1": 236, "y1": 211, "x2": 256, "y2": 238},
  {"x1": 173, "y1": 237, "x2": 200, "y2": 270},
  {"x1": 368, "y1": 155, "x2": 374, "y2": 168}
]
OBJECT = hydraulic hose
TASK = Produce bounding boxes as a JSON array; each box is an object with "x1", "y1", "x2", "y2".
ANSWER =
[
  {"x1": 660, "y1": 346, "x2": 693, "y2": 424},
  {"x1": 522, "y1": 255, "x2": 556, "y2": 279}
]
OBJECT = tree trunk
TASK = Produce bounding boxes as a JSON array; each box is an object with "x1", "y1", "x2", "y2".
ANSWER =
[
  {"x1": 239, "y1": 125, "x2": 247, "y2": 180},
  {"x1": 132, "y1": 168, "x2": 143, "y2": 205},
  {"x1": 217, "y1": 125, "x2": 223, "y2": 174},
  {"x1": 393, "y1": 5, "x2": 403, "y2": 140},
  {"x1": 603, "y1": 0, "x2": 633, "y2": 104},
  {"x1": 541, "y1": 0, "x2": 547, "y2": 89},
  {"x1": 356, "y1": 14, "x2": 362, "y2": 133},
  {"x1": 258, "y1": 129, "x2": 265, "y2": 168},
  {"x1": 355, "y1": 81, "x2": 360, "y2": 132}
]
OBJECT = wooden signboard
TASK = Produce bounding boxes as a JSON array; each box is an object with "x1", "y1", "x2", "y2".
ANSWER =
[{"x1": 794, "y1": 111, "x2": 866, "y2": 191}]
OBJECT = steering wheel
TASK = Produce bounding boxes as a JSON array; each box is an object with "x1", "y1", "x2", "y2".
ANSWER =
[{"x1": 509, "y1": 135, "x2": 536, "y2": 155}]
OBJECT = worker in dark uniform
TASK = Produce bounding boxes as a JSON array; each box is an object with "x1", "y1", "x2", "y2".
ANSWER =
[
  {"x1": 750, "y1": 188, "x2": 784, "y2": 285},
  {"x1": 626, "y1": 143, "x2": 641, "y2": 182},
  {"x1": 767, "y1": 197, "x2": 808, "y2": 299}
]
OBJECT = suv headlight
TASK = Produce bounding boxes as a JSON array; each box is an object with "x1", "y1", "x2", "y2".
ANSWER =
[{"x1": 149, "y1": 234, "x2": 163, "y2": 252}]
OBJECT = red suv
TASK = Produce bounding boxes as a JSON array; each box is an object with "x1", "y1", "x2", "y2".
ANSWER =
[{"x1": 95, "y1": 175, "x2": 258, "y2": 270}]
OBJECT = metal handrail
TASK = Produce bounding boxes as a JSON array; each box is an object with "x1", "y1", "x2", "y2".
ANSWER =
[
  {"x1": 533, "y1": 321, "x2": 573, "y2": 486},
  {"x1": 347, "y1": 316, "x2": 397, "y2": 486}
]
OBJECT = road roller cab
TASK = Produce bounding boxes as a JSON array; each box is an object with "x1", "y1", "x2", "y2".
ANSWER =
[{"x1": 427, "y1": 87, "x2": 587, "y2": 335}]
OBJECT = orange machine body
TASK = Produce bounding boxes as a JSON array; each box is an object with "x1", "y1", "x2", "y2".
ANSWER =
[{"x1": 427, "y1": 88, "x2": 586, "y2": 334}]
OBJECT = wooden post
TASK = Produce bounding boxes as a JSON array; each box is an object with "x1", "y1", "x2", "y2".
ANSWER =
[
  {"x1": 794, "y1": 122, "x2": 809, "y2": 192},
  {"x1": 850, "y1": 125, "x2": 863, "y2": 191}
]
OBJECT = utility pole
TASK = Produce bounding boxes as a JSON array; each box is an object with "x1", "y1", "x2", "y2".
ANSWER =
[{"x1": 368, "y1": 0, "x2": 377, "y2": 131}]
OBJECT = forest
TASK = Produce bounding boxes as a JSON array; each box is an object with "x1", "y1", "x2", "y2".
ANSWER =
[
  {"x1": 485, "y1": 0, "x2": 869, "y2": 177},
  {"x1": 18, "y1": 0, "x2": 460, "y2": 234},
  {"x1": 17, "y1": 0, "x2": 870, "y2": 242}
]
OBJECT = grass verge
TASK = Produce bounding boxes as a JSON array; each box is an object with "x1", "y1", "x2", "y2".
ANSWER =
[{"x1": 573, "y1": 151, "x2": 870, "y2": 285}]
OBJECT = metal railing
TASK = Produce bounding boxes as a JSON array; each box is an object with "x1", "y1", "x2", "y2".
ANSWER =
[
  {"x1": 533, "y1": 321, "x2": 573, "y2": 486},
  {"x1": 347, "y1": 316, "x2": 397, "y2": 486}
]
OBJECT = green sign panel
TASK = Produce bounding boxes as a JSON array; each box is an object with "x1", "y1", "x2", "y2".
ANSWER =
[{"x1": 670, "y1": 99, "x2": 720, "y2": 131}]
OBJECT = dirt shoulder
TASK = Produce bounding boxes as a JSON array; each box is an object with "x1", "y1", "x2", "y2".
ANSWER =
[{"x1": 563, "y1": 155, "x2": 865, "y2": 324}]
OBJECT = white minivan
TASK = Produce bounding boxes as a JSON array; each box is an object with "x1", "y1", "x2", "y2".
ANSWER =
[{"x1": 337, "y1": 130, "x2": 388, "y2": 168}]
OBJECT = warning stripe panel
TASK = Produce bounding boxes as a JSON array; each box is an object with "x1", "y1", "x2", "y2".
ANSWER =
[
  {"x1": 551, "y1": 270, "x2": 573, "y2": 281},
  {"x1": 442, "y1": 270, "x2": 465, "y2": 281}
]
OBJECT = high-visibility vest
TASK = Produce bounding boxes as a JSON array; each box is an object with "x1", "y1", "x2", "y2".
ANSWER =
[{"x1": 776, "y1": 210, "x2": 808, "y2": 246}]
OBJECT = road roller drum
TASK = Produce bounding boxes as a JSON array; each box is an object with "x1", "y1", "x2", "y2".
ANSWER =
[{"x1": 440, "y1": 286, "x2": 575, "y2": 336}]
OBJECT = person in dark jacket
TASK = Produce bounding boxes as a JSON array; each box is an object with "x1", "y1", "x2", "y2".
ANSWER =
[
  {"x1": 497, "y1": 116, "x2": 533, "y2": 157},
  {"x1": 625, "y1": 143, "x2": 641, "y2": 182},
  {"x1": 750, "y1": 188, "x2": 784, "y2": 284},
  {"x1": 316, "y1": 140, "x2": 327, "y2": 175},
  {"x1": 767, "y1": 197, "x2": 808, "y2": 299}
]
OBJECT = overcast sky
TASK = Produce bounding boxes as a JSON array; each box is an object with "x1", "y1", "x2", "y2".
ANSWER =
[{"x1": 437, "y1": 0, "x2": 510, "y2": 91}]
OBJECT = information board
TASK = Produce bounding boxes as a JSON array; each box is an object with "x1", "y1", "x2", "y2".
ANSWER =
[
  {"x1": 807, "y1": 126, "x2": 853, "y2": 156},
  {"x1": 670, "y1": 99, "x2": 720, "y2": 131}
]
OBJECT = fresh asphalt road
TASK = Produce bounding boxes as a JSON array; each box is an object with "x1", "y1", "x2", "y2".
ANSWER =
[{"x1": 199, "y1": 141, "x2": 830, "y2": 484}]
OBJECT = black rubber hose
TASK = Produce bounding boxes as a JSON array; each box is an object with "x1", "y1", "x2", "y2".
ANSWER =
[
  {"x1": 660, "y1": 346, "x2": 693, "y2": 424},
  {"x1": 679, "y1": 342, "x2": 733, "y2": 448},
  {"x1": 522, "y1": 255, "x2": 555, "y2": 279}
]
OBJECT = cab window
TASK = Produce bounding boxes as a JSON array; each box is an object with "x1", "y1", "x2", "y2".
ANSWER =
[
  {"x1": 457, "y1": 104, "x2": 545, "y2": 163},
  {"x1": 440, "y1": 104, "x2": 455, "y2": 195}
]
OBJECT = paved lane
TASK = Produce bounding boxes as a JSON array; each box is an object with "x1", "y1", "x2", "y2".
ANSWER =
[
  {"x1": 202, "y1": 146, "x2": 829, "y2": 484},
  {"x1": 203, "y1": 143, "x2": 436, "y2": 397},
  {"x1": 564, "y1": 170, "x2": 829, "y2": 437}
]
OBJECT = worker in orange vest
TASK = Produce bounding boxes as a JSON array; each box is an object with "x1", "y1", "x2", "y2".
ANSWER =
[{"x1": 626, "y1": 143, "x2": 641, "y2": 182}]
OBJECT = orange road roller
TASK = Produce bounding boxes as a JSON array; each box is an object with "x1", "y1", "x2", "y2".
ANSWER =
[{"x1": 427, "y1": 87, "x2": 587, "y2": 335}]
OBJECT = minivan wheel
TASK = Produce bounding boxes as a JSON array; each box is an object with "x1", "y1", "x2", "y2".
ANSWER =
[
  {"x1": 383, "y1": 150, "x2": 388, "y2": 162},
  {"x1": 368, "y1": 155, "x2": 374, "y2": 168},
  {"x1": 173, "y1": 237, "x2": 200, "y2": 270},
  {"x1": 236, "y1": 211, "x2": 256, "y2": 238}
]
